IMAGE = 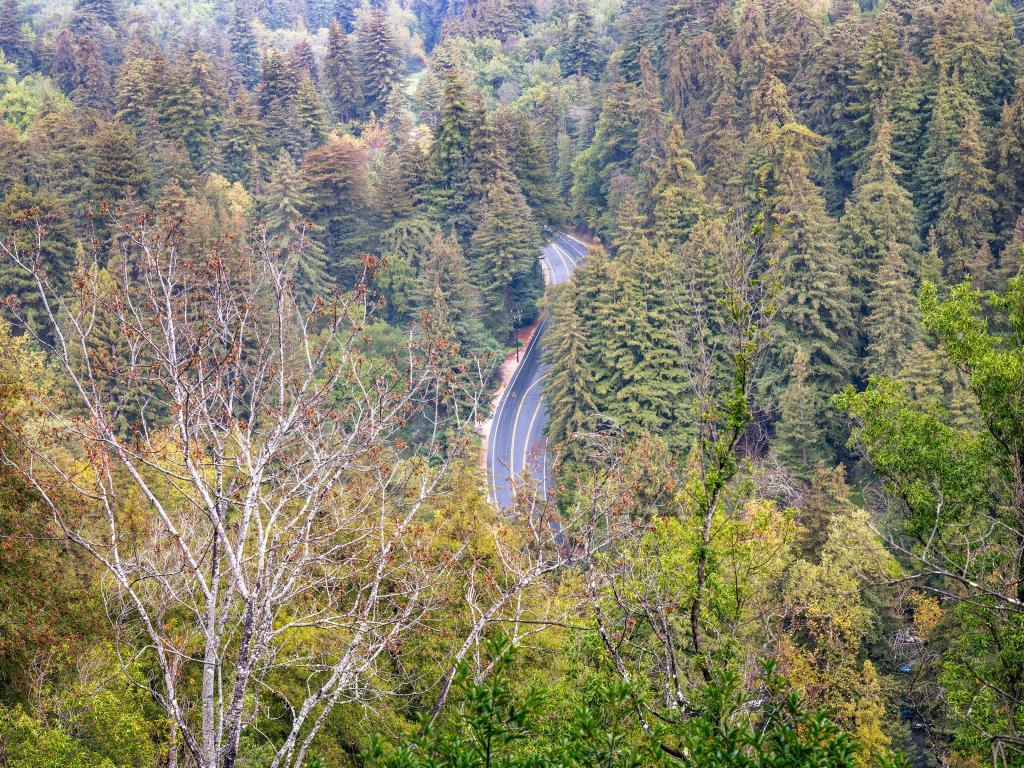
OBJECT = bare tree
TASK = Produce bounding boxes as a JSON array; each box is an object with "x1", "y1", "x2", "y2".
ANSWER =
[{"x1": 0, "y1": 210, "x2": 546, "y2": 768}]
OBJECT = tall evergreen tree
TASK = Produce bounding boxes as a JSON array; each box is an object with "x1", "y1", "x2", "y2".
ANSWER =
[
  {"x1": 161, "y1": 52, "x2": 221, "y2": 170},
  {"x1": 863, "y1": 238, "x2": 920, "y2": 378},
  {"x1": 774, "y1": 348, "x2": 828, "y2": 481},
  {"x1": 469, "y1": 171, "x2": 540, "y2": 343},
  {"x1": 294, "y1": 73, "x2": 328, "y2": 155},
  {"x1": 90, "y1": 121, "x2": 151, "y2": 206},
  {"x1": 217, "y1": 88, "x2": 264, "y2": 185},
  {"x1": 323, "y1": 21, "x2": 361, "y2": 122},
  {"x1": 653, "y1": 124, "x2": 707, "y2": 250},
  {"x1": 228, "y1": 3, "x2": 260, "y2": 89},
  {"x1": 357, "y1": 8, "x2": 403, "y2": 117},
  {"x1": 936, "y1": 108, "x2": 994, "y2": 280},
  {"x1": 839, "y1": 117, "x2": 920, "y2": 336},
  {"x1": 544, "y1": 280, "x2": 598, "y2": 470},
  {"x1": 916, "y1": 73, "x2": 973, "y2": 232},
  {"x1": 264, "y1": 150, "x2": 330, "y2": 301},
  {"x1": 0, "y1": 0, "x2": 29, "y2": 73},
  {"x1": 301, "y1": 135, "x2": 370, "y2": 288},
  {"x1": 560, "y1": 0, "x2": 602, "y2": 79},
  {"x1": 423, "y1": 68, "x2": 478, "y2": 241}
]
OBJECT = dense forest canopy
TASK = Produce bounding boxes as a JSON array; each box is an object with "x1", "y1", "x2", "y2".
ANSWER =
[{"x1": 2, "y1": 0, "x2": 1024, "y2": 766}]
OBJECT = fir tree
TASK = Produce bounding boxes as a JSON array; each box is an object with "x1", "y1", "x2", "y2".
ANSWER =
[
  {"x1": 469, "y1": 171, "x2": 540, "y2": 343},
  {"x1": 653, "y1": 124, "x2": 707, "y2": 250},
  {"x1": 560, "y1": 0, "x2": 602, "y2": 79},
  {"x1": 0, "y1": 185, "x2": 76, "y2": 338},
  {"x1": 90, "y1": 121, "x2": 151, "y2": 206},
  {"x1": 161, "y1": 52, "x2": 221, "y2": 170},
  {"x1": 916, "y1": 73, "x2": 973, "y2": 232},
  {"x1": 863, "y1": 238, "x2": 919, "y2": 378},
  {"x1": 323, "y1": 22, "x2": 361, "y2": 122},
  {"x1": 217, "y1": 88, "x2": 265, "y2": 185},
  {"x1": 72, "y1": 34, "x2": 110, "y2": 112},
  {"x1": 992, "y1": 82, "x2": 1024, "y2": 249},
  {"x1": 294, "y1": 73, "x2": 328, "y2": 156},
  {"x1": 767, "y1": 122, "x2": 856, "y2": 399},
  {"x1": 499, "y1": 110, "x2": 562, "y2": 225},
  {"x1": 423, "y1": 68, "x2": 478, "y2": 241},
  {"x1": 774, "y1": 348, "x2": 828, "y2": 481},
  {"x1": 229, "y1": 3, "x2": 260, "y2": 89},
  {"x1": 936, "y1": 108, "x2": 994, "y2": 280},
  {"x1": 74, "y1": 0, "x2": 117, "y2": 27},
  {"x1": 301, "y1": 135, "x2": 370, "y2": 288},
  {"x1": 51, "y1": 29, "x2": 78, "y2": 94},
  {"x1": 600, "y1": 237, "x2": 686, "y2": 443},
  {"x1": 413, "y1": 231, "x2": 491, "y2": 355},
  {"x1": 839, "y1": 117, "x2": 920, "y2": 331},
  {"x1": 357, "y1": 8, "x2": 403, "y2": 117},
  {"x1": 263, "y1": 150, "x2": 330, "y2": 301},
  {"x1": 114, "y1": 57, "x2": 151, "y2": 128},
  {"x1": 257, "y1": 50, "x2": 300, "y2": 155},
  {"x1": 798, "y1": 462, "x2": 853, "y2": 557},
  {"x1": 0, "y1": 0, "x2": 30, "y2": 73},
  {"x1": 544, "y1": 281, "x2": 598, "y2": 470}
]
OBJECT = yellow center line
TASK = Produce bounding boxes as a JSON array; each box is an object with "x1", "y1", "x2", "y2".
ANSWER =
[
  {"x1": 522, "y1": 371, "x2": 550, "y2": 497},
  {"x1": 508, "y1": 373, "x2": 547, "y2": 478}
]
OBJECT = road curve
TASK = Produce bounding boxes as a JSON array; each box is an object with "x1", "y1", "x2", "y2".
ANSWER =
[{"x1": 487, "y1": 232, "x2": 588, "y2": 509}]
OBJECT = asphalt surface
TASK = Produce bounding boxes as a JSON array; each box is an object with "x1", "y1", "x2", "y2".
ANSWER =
[{"x1": 487, "y1": 232, "x2": 588, "y2": 510}]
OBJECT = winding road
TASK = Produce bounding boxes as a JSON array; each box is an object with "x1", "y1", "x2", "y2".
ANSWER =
[{"x1": 486, "y1": 232, "x2": 588, "y2": 509}]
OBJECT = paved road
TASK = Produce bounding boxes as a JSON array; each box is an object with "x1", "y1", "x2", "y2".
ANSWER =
[{"x1": 487, "y1": 233, "x2": 588, "y2": 509}]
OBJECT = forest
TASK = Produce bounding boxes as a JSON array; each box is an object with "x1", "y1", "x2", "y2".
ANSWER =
[{"x1": 1, "y1": 0, "x2": 1024, "y2": 765}]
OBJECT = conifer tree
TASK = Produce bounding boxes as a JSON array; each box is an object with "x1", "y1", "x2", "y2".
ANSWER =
[
  {"x1": 288, "y1": 39, "x2": 318, "y2": 82},
  {"x1": 51, "y1": 28, "x2": 78, "y2": 94},
  {"x1": 413, "y1": 231, "x2": 491, "y2": 355},
  {"x1": 469, "y1": 171, "x2": 540, "y2": 343},
  {"x1": 560, "y1": 0, "x2": 601, "y2": 79},
  {"x1": 653, "y1": 124, "x2": 707, "y2": 250},
  {"x1": 992, "y1": 82, "x2": 1024, "y2": 249},
  {"x1": 169, "y1": 53, "x2": 221, "y2": 169},
  {"x1": 936, "y1": 108, "x2": 994, "y2": 280},
  {"x1": 499, "y1": 110, "x2": 562, "y2": 225},
  {"x1": 0, "y1": 185, "x2": 76, "y2": 338},
  {"x1": 74, "y1": 0, "x2": 117, "y2": 27},
  {"x1": 600, "y1": 237, "x2": 686, "y2": 443},
  {"x1": 90, "y1": 121, "x2": 151, "y2": 206},
  {"x1": 544, "y1": 281, "x2": 598, "y2": 470},
  {"x1": 357, "y1": 8, "x2": 403, "y2": 117},
  {"x1": 217, "y1": 88, "x2": 264, "y2": 185},
  {"x1": 839, "y1": 117, "x2": 919, "y2": 331},
  {"x1": 916, "y1": 73, "x2": 973, "y2": 232},
  {"x1": 323, "y1": 22, "x2": 361, "y2": 122},
  {"x1": 633, "y1": 47, "x2": 666, "y2": 212},
  {"x1": 114, "y1": 57, "x2": 152, "y2": 128},
  {"x1": 264, "y1": 150, "x2": 330, "y2": 301},
  {"x1": 294, "y1": 73, "x2": 328, "y2": 155},
  {"x1": 228, "y1": 3, "x2": 260, "y2": 88},
  {"x1": 863, "y1": 238, "x2": 919, "y2": 378},
  {"x1": 0, "y1": 0, "x2": 30, "y2": 73},
  {"x1": 774, "y1": 348, "x2": 828, "y2": 481},
  {"x1": 423, "y1": 68, "x2": 478, "y2": 241},
  {"x1": 72, "y1": 34, "x2": 110, "y2": 112},
  {"x1": 301, "y1": 135, "x2": 370, "y2": 288},
  {"x1": 797, "y1": 461, "x2": 853, "y2": 557},
  {"x1": 767, "y1": 121, "x2": 856, "y2": 399}
]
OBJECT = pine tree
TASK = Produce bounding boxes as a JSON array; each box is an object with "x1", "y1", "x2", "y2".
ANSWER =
[
  {"x1": 217, "y1": 88, "x2": 265, "y2": 185},
  {"x1": 863, "y1": 238, "x2": 919, "y2": 378},
  {"x1": 936, "y1": 108, "x2": 994, "y2": 280},
  {"x1": 413, "y1": 230, "x2": 491, "y2": 355},
  {"x1": 633, "y1": 47, "x2": 667, "y2": 214},
  {"x1": 74, "y1": 0, "x2": 117, "y2": 27},
  {"x1": 90, "y1": 121, "x2": 151, "y2": 206},
  {"x1": 229, "y1": 3, "x2": 260, "y2": 89},
  {"x1": 499, "y1": 110, "x2": 562, "y2": 225},
  {"x1": 0, "y1": 185, "x2": 76, "y2": 338},
  {"x1": 767, "y1": 122, "x2": 856, "y2": 399},
  {"x1": 114, "y1": 57, "x2": 151, "y2": 128},
  {"x1": 560, "y1": 0, "x2": 602, "y2": 79},
  {"x1": 469, "y1": 171, "x2": 540, "y2": 343},
  {"x1": 357, "y1": 8, "x2": 403, "y2": 117},
  {"x1": 323, "y1": 21, "x2": 361, "y2": 122},
  {"x1": 301, "y1": 135, "x2": 370, "y2": 288},
  {"x1": 288, "y1": 39, "x2": 318, "y2": 82},
  {"x1": 839, "y1": 117, "x2": 920, "y2": 335},
  {"x1": 916, "y1": 73, "x2": 973, "y2": 232},
  {"x1": 798, "y1": 461, "x2": 852, "y2": 557},
  {"x1": 161, "y1": 52, "x2": 221, "y2": 170},
  {"x1": 72, "y1": 34, "x2": 111, "y2": 112},
  {"x1": 263, "y1": 150, "x2": 330, "y2": 301},
  {"x1": 257, "y1": 50, "x2": 300, "y2": 155},
  {"x1": 774, "y1": 348, "x2": 828, "y2": 481},
  {"x1": 0, "y1": 0, "x2": 30, "y2": 73},
  {"x1": 294, "y1": 73, "x2": 328, "y2": 155},
  {"x1": 600, "y1": 237, "x2": 686, "y2": 443},
  {"x1": 423, "y1": 68, "x2": 478, "y2": 241},
  {"x1": 992, "y1": 82, "x2": 1024, "y2": 249},
  {"x1": 653, "y1": 124, "x2": 707, "y2": 250},
  {"x1": 51, "y1": 28, "x2": 78, "y2": 94},
  {"x1": 544, "y1": 281, "x2": 598, "y2": 470}
]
